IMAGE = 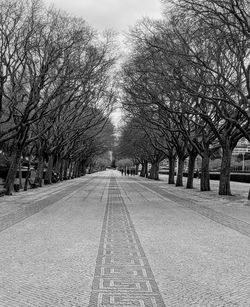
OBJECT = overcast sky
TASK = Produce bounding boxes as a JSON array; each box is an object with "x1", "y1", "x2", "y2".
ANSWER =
[
  {"x1": 43, "y1": 0, "x2": 163, "y2": 126},
  {"x1": 44, "y1": 0, "x2": 163, "y2": 33}
]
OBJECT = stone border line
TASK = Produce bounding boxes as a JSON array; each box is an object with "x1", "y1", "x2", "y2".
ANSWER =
[
  {"x1": 136, "y1": 180, "x2": 250, "y2": 239},
  {"x1": 0, "y1": 177, "x2": 97, "y2": 233},
  {"x1": 88, "y1": 177, "x2": 166, "y2": 307}
]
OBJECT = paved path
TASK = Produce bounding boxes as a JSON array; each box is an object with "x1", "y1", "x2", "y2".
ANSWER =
[{"x1": 0, "y1": 170, "x2": 250, "y2": 306}]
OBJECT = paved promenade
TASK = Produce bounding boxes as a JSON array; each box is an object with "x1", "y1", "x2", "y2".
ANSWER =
[{"x1": 0, "y1": 170, "x2": 250, "y2": 306}]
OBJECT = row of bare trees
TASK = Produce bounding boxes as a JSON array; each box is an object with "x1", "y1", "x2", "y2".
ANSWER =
[
  {"x1": 0, "y1": 0, "x2": 117, "y2": 194},
  {"x1": 118, "y1": 0, "x2": 250, "y2": 196}
]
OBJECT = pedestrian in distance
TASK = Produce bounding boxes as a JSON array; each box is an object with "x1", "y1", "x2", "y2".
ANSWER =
[{"x1": 121, "y1": 169, "x2": 124, "y2": 176}]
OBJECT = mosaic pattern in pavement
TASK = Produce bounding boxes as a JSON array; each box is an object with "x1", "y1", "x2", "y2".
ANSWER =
[{"x1": 88, "y1": 177, "x2": 166, "y2": 307}]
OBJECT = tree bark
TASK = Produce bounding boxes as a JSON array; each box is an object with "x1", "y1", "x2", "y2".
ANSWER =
[
  {"x1": 219, "y1": 146, "x2": 232, "y2": 195},
  {"x1": 168, "y1": 155, "x2": 175, "y2": 184},
  {"x1": 80, "y1": 160, "x2": 87, "y2": 176},
  {"x1": 200, "y1": 153, "x2": 210, "y2": 191},
  {"x1": 19, "y1": 159, "x2": 23, "y2": 190},
  {"x1": 176, "y1": 157, "x2": 185, "y2": 186},
  {"x1": 140, "y1": 161, "x2": 148, "y2": 177},
  {"x1": 55, "y1": 156, "x2": 61, "y2": 174},
  {"x1": 63, "y1": 159, "x2": 69, "y2": 179},
  {"x1": 88, "y1": 162, "x2": 93, "y2": 174},
  {"x1": 74, "y1": 161, "x2": 80, "y2": 177},
  {"x1": 82, "y1": 165, "x2": 87, "y2": 176},
  {"x1": 59, "y1": 159, "x2": 64, "y2": 181},
  {"x1": 149, "y1": 161, "x2": 159, "y2": 180},
  {"x1": 186, "y1": 153, "x2": 197, "y2": 189},
  {"x1": 35, "y1": 153, "x2": 44, "y2": 187},
  {"x1": 5, "y1": 146, "x2": 22, "y2": 195},
  {"x1": 24, "y1": 155, "x2": 31, "y2": 191},
  {"x1": 140, "y1": 163, "x2": 145, "y2": 177},
  {"x1": 47, "y1": 154, "x2": 54, "y2": 184},
  {"x1": 77, "y1": 161, "x2": 81, "y2": 177},
  {"x1": 68, "y1": 160, "x2": 73, "y2": 179},
  {"x1": 5, "y1": 124, "x2": 29, "y2": 195},
  {"x1": 135, "y1": 164, "x2": 139, "y2": 175}
]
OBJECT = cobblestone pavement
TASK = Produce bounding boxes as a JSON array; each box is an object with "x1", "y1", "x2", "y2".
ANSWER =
[
  {"x1": 0, "y1": 173, "x2": 108, "y2": 306},
  {"x1": 1, "y1": 170, "x2": 250, "y2": 306},
  {"x1": 0, "y1": 177, "x2": 96, "y2": 233},
  {"x1": 116, "y1": 175, "x2": 250, "y2": 306},
  {"x1": 133, "y1": 180, "x2": 250, "y2": 238},
  {"x1": 89, "y1": 177, "x2": 165, "y2": 307}
]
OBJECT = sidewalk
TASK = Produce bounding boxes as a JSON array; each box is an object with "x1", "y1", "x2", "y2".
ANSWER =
[
  {"x1": 1, "y1": 173, "x2": 249, "y2": 231},
  {"x1": 1, "y1": 170, "x2": 250, "y2": 306},
  {"x1": 115, "y1": 173, "x2": 250, "y2": 306},
  {"x1": 157, "y1": 174, "x2": 250, "y2": 225},
  {"x1": 0, "y1": 176, "x2": 95, "y2": 233},
  {"x1": 0, "y1": 173, "x2": 107, "y2": 307}
]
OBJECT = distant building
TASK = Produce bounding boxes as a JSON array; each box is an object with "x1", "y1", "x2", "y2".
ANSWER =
[{"x1": 233, "y1": 138, "x2": 250, "y2": 155}]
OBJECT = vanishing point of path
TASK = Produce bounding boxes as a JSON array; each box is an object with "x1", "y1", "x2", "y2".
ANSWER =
[{"x1": 0, "y1": 170, "x2": 250, "y2": 306}]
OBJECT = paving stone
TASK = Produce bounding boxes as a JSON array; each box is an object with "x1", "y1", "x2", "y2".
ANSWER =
[
  {"x1": 1, "y1": 171, "x2": 250, "y2": 306},
  {"x1": 88, "y1": 177, "x2": 166, "y2": 307}
]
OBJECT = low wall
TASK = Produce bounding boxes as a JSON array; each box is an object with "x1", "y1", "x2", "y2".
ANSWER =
[{"x1": 159, "y1": 171, "x2": 250, "y2": 183}]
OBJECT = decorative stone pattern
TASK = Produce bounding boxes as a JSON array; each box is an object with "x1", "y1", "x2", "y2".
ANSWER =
[{"x1": 88, "y1": 177, "x2": 166, "y2": 307}]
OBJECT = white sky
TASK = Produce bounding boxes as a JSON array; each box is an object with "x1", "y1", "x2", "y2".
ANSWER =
[{"x1": 44, "y1": 0, "x2": 163, "y2": 32}]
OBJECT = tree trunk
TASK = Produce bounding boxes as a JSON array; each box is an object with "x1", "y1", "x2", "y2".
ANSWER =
[
  {"x1": 186, "y1": 153, "x2": 197, "y2": 189},
  {"x1": 140, "y1": 162, "x2": 148, "y2": 177},
  {"x1": 74, "y1": 161, "x2": 80, "y2": 177},
  {"x1": 135, "y1": 164, "x2": 139, "y2": 175},
  {"x1": 88, "y1": 162, "x2": 92, "y2": 174},
  {"x1": 35, "y1": 153, "x2": 44, "y2": 187},
  {"x1": 19, "y1": 159, "x2": 23, "y2": 190},
  {"x1": 219, "y1": 146, "x2": 232, "y2": 195},
  {"x1": 145, "y1": 163, "x2": 148, "y2": 178},
  {"x1": 176, "y1": 158, "x2": 185, "y2": 187},
  {"x1": 59, "y1": 159, "x2": 64, "y2": 181},
  {"x1": 77, "y1": 161, "x2": 81, "y2": 177},
  {"x1": 73, "y1": 162, "x2": 77, "y2": 177},
  {"x1": 82, "y1": 165, "x2": 87, "y2": 176},
  {"x1": 55, "y1": 156, "x2": 61, "y2": 174},
  {"x1": 149, "y1": 161, "x2": 159, "y2": 180},
  {"x1": 168, "y1": 155, "x2": 175, "y2": 184},
  {"x1": 24, "y1": 155, "x2": 31, "y2": 191},
  {"x1": 81, "y1": 161, "x2": 87, "y2": 176},
  {"x1": 5, "y1": 147, "x2": 22, "y2": 195},
  {"x1": 140, "y1": 163, "x2": 145, "y2": 177},
  {"x1": 68, "y1": 161, "x2": 73, "y2": 179},
  {"x1": 63, "y1": 159, "x2": 69, "y2": 179},
  {"x1": 47, "y1": 154, "x2": 54, "y2": 184},
  {"x1": 4, "y1": 126, "x2": 29, "y2": 194},
  {"x1": 200, "y1": 153, "x2": 210, "y2": 191}
]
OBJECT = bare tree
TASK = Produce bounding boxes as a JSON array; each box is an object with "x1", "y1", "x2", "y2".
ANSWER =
[{"x1": 0, "y1": 0, "x2": 117, "y2": 194}]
